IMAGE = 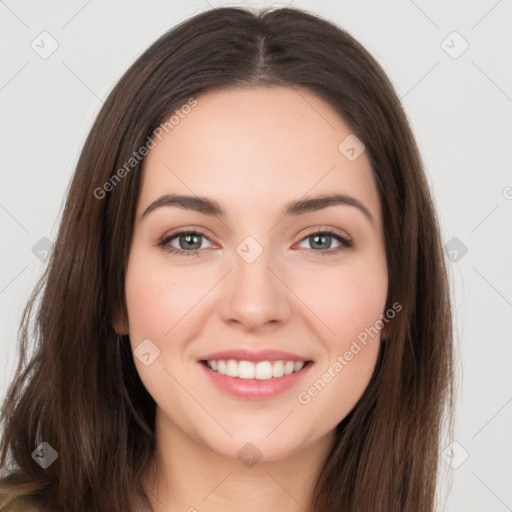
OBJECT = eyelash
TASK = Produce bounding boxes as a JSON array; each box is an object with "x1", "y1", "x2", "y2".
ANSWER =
[{"x1": 156, "y1": 228, "x2": 352, "y2": 257}]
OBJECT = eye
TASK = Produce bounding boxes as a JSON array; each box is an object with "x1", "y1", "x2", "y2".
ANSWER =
[
  {"x1": 156, "y1": 228, "x2": 352, "y2": 257},
  {"x1": 156, "y1": 230, "x2": 214, "y2": 257},
  {"x1": 296, "y1": 229, "x2": 352, "y2": 256}
]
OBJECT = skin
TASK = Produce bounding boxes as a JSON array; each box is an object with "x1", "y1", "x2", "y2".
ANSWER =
[{"x1": 114, "y1": 86, "x2": 389, "y2": 512}]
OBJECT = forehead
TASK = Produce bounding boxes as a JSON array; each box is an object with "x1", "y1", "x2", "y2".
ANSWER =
[{"x1": 138, "y1": 86, "x2": 380, "y2": 222}]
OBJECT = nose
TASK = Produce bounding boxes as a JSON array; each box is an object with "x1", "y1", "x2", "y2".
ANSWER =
[{"x1": 219, "y1": 240, "x2": 293, "y2": 333}]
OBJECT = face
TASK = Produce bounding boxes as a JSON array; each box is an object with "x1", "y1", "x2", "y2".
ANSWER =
[{"x1": 118, "y1": 86, "x2": 388, "y2": 463}]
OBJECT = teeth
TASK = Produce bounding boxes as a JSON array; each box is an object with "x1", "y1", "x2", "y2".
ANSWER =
[
  {"x1": 272, "y1": 361, "x2": 284, "y2": 378},
  {"x1": 255, "y1": 361, "x2": 273, "y2": 380},
  {"x1": 206, "y1": 359, "x2": 307, "y2": 379},
  {"x1": 284, "y1": 361, "x2": 295, "y2": 375},
  {"x1": 294, "y1": 361, "x2": 304, "y2": 372},
  {"x1": 239, "y1": 360, "x2": 255, "y2": 379},
  {"x1": 226, "y1": 359, "x2": 239, "y2": 377}
]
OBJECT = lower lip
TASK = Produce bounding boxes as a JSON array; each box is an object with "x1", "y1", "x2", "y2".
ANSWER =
[{"x1": 198, "y1": 361, "x2": 313, "y2": 400}]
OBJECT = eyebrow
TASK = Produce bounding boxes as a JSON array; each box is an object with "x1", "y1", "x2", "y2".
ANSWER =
[{"x1": 141, "y1": 192, "x2": 374, "y2": 224}]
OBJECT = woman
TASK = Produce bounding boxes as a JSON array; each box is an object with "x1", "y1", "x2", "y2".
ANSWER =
[{"x1": 0, "y1": 6, "x2": 453, "y2": 512}]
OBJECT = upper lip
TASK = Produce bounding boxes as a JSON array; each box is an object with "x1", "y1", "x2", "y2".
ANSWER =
[{"x1": 199, "y1": 349, "x2": 312, "y2": 363}]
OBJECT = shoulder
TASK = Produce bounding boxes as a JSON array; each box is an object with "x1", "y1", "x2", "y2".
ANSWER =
[
  {"x1": 1, "y1": 501, "x2": 40, "y2": 511},
  {"x1": 0, "y1": 493, "x2": 42, "y2": 512}
]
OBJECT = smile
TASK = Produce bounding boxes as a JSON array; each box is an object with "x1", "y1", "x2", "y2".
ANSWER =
[
  {"x1": 204, "y1": 359, "x2": 307, "y2": 379},
  {"x1": 198, "y1": 358, "x2": 313, "y2": 400}
]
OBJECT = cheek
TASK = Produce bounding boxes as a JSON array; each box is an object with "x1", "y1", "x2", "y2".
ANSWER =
[
  {"x1": 294, "y1": 273, "x2": 387, "y2": 425},
  {"x1": 295, "y1": 258, "x2": 388, "y2": 348},
  {"x1": 294, "y1": 257, "x2": 388, "y2": 420},
  {"x1": 124, "y1": 272, "x2": 168, "y2": 342},
  {"x1": 124, "y1": 251, "x2": 204, "y2": 342},
  {"x1": 123, "y1": 252, "x2": 201, "y2": 401},
  {"x1": 334, "y1": 277, "x2": 386, "y2": 344},
  {"x1": 324, "y1": 284, "x2": 384, "y2": 388}
]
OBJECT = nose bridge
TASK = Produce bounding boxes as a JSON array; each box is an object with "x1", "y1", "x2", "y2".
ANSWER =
[
  {"x1": 219, "y1": 233, "x2": 290, "y2": 329},
  {"x1": 233, "y1": 234, "x2": 277, "y2": 300}
]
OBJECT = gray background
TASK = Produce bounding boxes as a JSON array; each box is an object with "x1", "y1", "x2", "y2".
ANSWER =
[{"x1": 1, "y1": 1, "x2": 511, "y2": 510}]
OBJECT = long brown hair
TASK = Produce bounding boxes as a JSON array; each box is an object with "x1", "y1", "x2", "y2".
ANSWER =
[{"x1": 0, "y1": 6, "x2": 453, "y2": 512}]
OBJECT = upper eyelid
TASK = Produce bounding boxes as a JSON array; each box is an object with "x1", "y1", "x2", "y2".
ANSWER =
[{"x1": 162, "y1": 228, "x2": 217, "y2": 245}]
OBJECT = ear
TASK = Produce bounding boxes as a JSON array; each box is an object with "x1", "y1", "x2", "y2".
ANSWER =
[
  {"x1": 112, "y1": 306, "x2": 129, "y2": 335},
  {"x1": 380, "y1": 318, "x2": 390, "y2": 340}
]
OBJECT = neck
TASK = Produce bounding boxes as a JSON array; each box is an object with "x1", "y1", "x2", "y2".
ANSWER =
[{"x1": 141, "y1": 408, "x2": 334, "y2": 512}]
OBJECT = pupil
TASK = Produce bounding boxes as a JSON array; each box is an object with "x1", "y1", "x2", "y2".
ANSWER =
[
  {"x1": 182, "y1": 234, "x2": 200, "y2": 250},
  {"x1": 312, "y1": 234, "x2": 329, "y2": 250}
]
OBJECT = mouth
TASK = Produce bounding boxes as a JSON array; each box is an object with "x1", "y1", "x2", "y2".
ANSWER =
[
  {"x1": 197, "y1": 352, "x2": 314, "y2": 400},
  {"x1": 200, "y1": 359, "x2": 313, "y2": 380}
]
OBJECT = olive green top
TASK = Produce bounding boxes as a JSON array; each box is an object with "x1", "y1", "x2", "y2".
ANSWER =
[
  {"x1": 140, "y1": 492, "x2": 153, "y2": 512},
  {"x1": 0, "y1": 495, "x2": 40, "y2": 511}
]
